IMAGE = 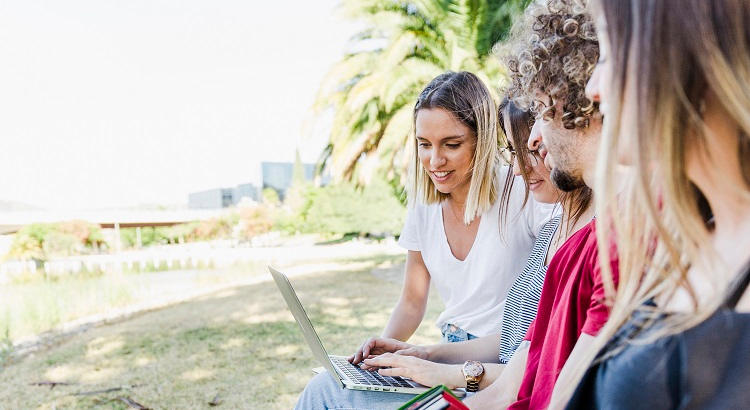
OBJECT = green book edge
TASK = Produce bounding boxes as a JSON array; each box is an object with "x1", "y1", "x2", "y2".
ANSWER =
[{"x1": 397, "y1": 385, "x2": 462, "y2": 410}]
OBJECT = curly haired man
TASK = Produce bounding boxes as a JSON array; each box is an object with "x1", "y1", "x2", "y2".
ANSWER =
[{"x1": 464, "y1": 1, "x2": 619, "y2": 408}]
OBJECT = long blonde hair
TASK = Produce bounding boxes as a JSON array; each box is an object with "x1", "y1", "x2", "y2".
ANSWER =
[
  {"x1": 552, "y1": 0, "x2": 750, "y2": 407},
  {"x1": 410, "y1": 71, "x2": 499, "y2": 224}
]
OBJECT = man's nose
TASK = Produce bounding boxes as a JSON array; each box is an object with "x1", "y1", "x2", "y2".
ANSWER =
[{"x1": 528, "y1": 121, "x2": 543, "y2": 151}]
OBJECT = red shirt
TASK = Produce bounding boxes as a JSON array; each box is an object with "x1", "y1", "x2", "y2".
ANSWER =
[{"x1": 508, "y1": 219, "x2": 618, "y2": 410}]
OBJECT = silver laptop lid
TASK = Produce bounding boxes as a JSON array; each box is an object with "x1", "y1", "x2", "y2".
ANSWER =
[{"x1": 268, "y1": 266, "x2": 344, "y2": 388}]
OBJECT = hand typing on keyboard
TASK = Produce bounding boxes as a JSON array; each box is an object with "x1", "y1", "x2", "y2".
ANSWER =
[
  {"x1": 362, "y1": 352, "x2": 465, "y2": 390},
  {"x1": 349, "y1": 337, "x2": 431, "y2": 371}
]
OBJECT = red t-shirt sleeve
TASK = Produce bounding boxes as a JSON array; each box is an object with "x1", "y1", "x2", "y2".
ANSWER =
[{"x1": 581, "y1": 248, "x2": 613, "y2": 336}]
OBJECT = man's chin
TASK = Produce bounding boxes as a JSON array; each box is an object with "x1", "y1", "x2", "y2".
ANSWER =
[{"x1": 551, "y1": 168, "x2": 586, "y2": 192}]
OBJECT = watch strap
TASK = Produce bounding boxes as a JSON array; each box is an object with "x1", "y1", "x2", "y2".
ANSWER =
[{"x1": 466, "y1": 379, "x2": 480, "y2": 392}]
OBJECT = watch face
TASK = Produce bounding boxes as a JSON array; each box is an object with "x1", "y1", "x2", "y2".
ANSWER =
[{"x1": 463, "y1": 361, "x2": 483, "y2": 377}]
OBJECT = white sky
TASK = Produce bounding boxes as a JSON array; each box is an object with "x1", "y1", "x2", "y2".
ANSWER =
[{"x1": 0, "y1": 0, "x2": 358, "y2": 210}]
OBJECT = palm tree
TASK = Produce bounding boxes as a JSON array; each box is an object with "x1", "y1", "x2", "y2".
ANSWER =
[{"x1": 313, "y1": 0, "x2": 531, "y2": 187}]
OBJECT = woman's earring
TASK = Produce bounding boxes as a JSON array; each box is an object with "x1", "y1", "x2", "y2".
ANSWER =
[{"x1": 698, "y1": 99, "x2": 706, "y2": 115}]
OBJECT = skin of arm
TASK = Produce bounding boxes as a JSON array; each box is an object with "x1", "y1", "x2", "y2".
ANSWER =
[
  {"x1": 463, "y1": 341, "x2": 530, "y2": 409},
  {"x1": 352, "y1": 334, "x2": 506, "y2": 389},
  {"x1": 380, "y1": 250, "x2": 431, "y2": 341},
  {"x1": 548, "y1": 333, "x2": 596, "y2": 409},
  {"x1": 355, "y1": 326, "x2": 501, "y2": 367},
  {"x1": 363, "y1": 354, "x2": 506, "y2": 390},
  {"x1": 422, "y1": 332, "x2": 502, "y2": 364}
]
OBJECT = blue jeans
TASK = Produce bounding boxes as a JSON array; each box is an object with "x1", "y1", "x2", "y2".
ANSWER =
[
  {"x1": 440, "y1": 323, "x2": 478, "y2": 343},
  {"x1": 294, "y1": 371, "x2": 416, "y2": 409}
]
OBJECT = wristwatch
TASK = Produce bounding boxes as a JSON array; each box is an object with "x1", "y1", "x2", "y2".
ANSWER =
[{"x1": 462, "y1": 360, "x2": 484, "y2": 392}]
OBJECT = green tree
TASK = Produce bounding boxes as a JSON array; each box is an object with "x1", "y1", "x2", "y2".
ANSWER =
[
  {"x1": 315, "y1": 0, "x2": 531, "y2": 186},
  {"x1": 285, "y1": 149, "x2": 309, "y2": 211},
  {"x1": 262, "y1": 187, "x2": 281, "y2": 206},
  {"x1": 295, "y1": 179, "x2": 406, "y2": 236},
  {"x1": 292, "y1": 149, "x2": 306, "y2": 187}
]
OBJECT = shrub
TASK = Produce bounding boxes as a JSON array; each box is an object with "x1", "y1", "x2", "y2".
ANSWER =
[
  {"x1": 192, "y1": 213, "x2": 239, "y2": 241},
  {"x1": 285, "y1": 179, "x2": 406, "y2": 237},
  {"x1": 7, "y1": 221, "x2": 104, "y2": 261},
  {"x1": 262, "y1": 187, "x2": 281, "y2": 206},
  {"x1": 41, "y1": 232, "x2": 79, "y2": 257},
  {"x1": 236, "y1": 205, "x2": 275, "y2": 241}
]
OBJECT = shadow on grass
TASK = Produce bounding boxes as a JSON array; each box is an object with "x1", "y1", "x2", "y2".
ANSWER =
[
  {"x1": 314, "y1": 233, "x2": 359, "y2": 246},
  {"x1": 0, "y1": 263, "x2": 443, "y2": 409}
]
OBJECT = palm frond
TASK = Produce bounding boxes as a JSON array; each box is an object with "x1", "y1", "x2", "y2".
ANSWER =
[{"x1": 314, "y1": 0, "x2": 530, "y2": 184}]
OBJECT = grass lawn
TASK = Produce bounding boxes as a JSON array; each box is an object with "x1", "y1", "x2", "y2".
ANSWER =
[
  {"x1": 0, "y1": 262, "x2": 266, "y2": 343},
  {"x1": 0, "y1": 256, "x2": 443, "y2": 409}
]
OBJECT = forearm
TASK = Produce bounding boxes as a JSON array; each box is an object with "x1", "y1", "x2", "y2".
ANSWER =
[
  {"x1": 426, "y1": 362, "x2": 505, "y2": 391},
  {"x1": 479, "y1": 363, "x2": 505, "y2": 390},
  {"x1": 427, "y1": 333, "x2": 502, "y2": 364},
  {"x1": 381, "y1": 299, "x2": 426, "y2": 341},
  {"x1": 381, "y1": 250, "x2": 430, "y2": 342},
  {"x1": 464, "y1": 341, "x2": 529, "y2": 409}
]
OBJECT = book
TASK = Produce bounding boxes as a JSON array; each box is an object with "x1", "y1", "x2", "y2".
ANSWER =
[{"x1": 398, "y1": 385, "x2": 469, "y2": 410}]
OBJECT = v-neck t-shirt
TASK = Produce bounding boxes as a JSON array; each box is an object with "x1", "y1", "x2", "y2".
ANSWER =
[{"x1": 397, "y1": 169, "x2": 555, "y2": 337}]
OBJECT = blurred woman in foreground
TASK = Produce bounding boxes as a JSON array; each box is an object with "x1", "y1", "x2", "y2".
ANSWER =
[{"x1": 553, "y1": 0, "x2": 750, "y2": 408}]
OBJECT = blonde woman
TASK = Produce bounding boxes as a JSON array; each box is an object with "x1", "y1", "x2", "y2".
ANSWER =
[
  {"x1": 552, "y1": 0, "x2": 750, "y2": 408},
  {"x1": 295, "y1": 73, "x2": 551, "y2": 409},
  {"x1": 351, "y1": 71, "x2": 550, "y2": 351}
]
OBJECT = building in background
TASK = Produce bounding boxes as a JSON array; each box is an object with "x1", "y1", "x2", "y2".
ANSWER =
[
  {"x1": 188, "y1": 184, "x2": 259, "y2": 209},
  {"x1": 261, "y1": 161, "x2": 316, "y2": 200},
  {"x1": 234, "y1": 183, "x2": 259, "y2": 203},
  {"x1": 188, "y1": 160, "x2": 323, "y2": 209}
]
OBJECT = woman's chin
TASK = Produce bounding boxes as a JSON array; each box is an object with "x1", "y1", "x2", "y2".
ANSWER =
[{"x1": 432, "y1": 182, "x2": 453, "y2": 195}]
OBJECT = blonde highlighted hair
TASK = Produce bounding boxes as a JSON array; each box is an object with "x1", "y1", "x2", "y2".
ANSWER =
[
  {"x1": 552, "y1": 0, "x2": 750, "y2": 407},
  {"x1": 410, "y1": 71, "x2": 500, "y2": 224}
]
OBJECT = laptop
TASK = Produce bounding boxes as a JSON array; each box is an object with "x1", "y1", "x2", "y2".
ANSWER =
[{"x1": 269, "y1": 266, "x2": 431, "y2": 394}]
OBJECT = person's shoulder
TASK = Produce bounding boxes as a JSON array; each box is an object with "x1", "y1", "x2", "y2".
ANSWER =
[
  {"x1": 569, "y1": 218, "x2": 597, "y2": 243},
  {"x1": 583, "y1": 218, "x2": 598, "y2": 239},
  {"x1": 579, "y1": 219, "x2": 601, "y2": 258},
  {"x1": 551, "y1": 218, "x2": 597, "y2": 260}
]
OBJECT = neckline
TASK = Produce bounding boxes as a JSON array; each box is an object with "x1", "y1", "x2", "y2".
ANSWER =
[
  {"x1": 439, "y1": 202, "x2": 486, "y2": 263},
  {"x1": 541, "y1": 215, "x2": 563, "y2": 267}
]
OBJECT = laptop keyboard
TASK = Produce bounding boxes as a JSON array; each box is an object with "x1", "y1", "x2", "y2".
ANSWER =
[{"x1": 331, "y1": 357, "x2": 415, "y2": 388}]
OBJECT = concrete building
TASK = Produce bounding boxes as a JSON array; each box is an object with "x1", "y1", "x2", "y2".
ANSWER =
[
  {"x1": 188, "y1": 161, "x2": 323, "y2": 209},
  {"x1": 261, "y1": 161, "x2": 316, "y2": 200},
  {"x1": 235, "y1": 183, "x2": 260, "y2": 203},
  {"x1": 188, "y1": 184, "x2": 259, "y2": 209}
]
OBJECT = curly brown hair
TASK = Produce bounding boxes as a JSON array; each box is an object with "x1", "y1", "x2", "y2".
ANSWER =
[{"x1": 502, "y1": 0, "x2": 599, "y2": 129}]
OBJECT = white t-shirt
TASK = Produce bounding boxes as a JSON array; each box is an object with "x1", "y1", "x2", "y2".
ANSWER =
[{"x1": 397, "y1": 167, "x2": 555, "y2": 337}]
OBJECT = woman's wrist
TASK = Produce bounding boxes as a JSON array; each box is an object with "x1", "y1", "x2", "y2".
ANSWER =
[
  {"x1": 424, "y1": 343, "x2": 440, "y2": 361},
  {"x1": 446, "y1": 364, "x2": 466, "y2": 390}
]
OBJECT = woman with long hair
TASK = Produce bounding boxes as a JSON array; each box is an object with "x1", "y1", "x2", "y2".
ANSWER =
[
  {"x1": 552, "y1": 0, "x2": 750, "y2": 408},
  {"x1": 350, "y1": 71, "x2": 549, "y2": 351},
  {"x1": 294, "y1": 75, "x2": 552, "y2": 409}
]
